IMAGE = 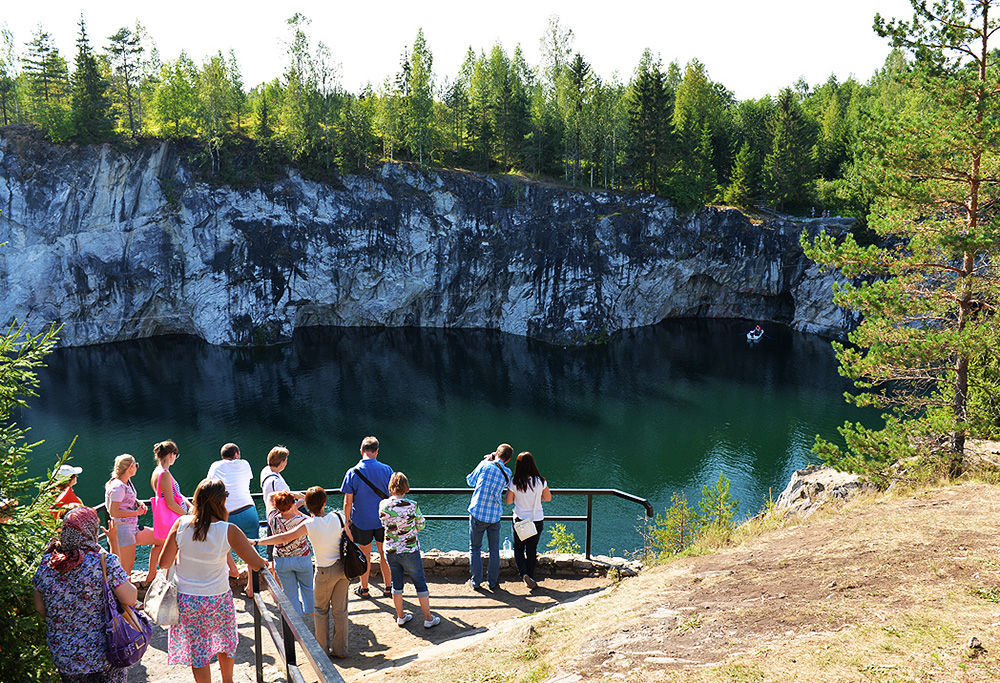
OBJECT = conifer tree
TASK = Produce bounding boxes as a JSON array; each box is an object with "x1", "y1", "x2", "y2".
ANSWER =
[
  {"x1": 803, "y1": 0, "x2": 1000, "y2": 475},
  {"x1": 626, "y1": 50, "x2": 670, "y2": 193},
  {"x1": 106, "y1": 26, "x2": 143, "y2": 136},
  {"x1": 724, "y1": 141, "x2": 753, "y2": 206},
  {"x1": 22, "y1": 26, "x2": 71, "y2": 139},
  {"x1": 764, "y1": 88, "x2": 814, "y2": 210},
  {"x1": 0, "y1": 26, "x2": 18, "y2": 126},
  {"x1": 70, "y1": 15, "x2": 112, "y2": 142}
]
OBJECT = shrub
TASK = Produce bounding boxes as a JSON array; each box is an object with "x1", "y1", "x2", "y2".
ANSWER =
[
  {"x1": 546, "y1": 523, "x2": 580, "y2": 554},
  {"x1": 0, "y1": 321, "x2": 62, "y2": 681}
]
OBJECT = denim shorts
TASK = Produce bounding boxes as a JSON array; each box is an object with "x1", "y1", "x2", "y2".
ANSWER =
[
  {"x1": 387, "y1": 550, "x2": 428, "y2": 596},
  {"x1": 115, "y1": 522, "x2": 144, "y2": 546}
]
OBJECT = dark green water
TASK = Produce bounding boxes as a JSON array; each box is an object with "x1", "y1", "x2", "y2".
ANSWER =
[{"x1": 21, "y1": 320, "x2": 867, "y2": 557}]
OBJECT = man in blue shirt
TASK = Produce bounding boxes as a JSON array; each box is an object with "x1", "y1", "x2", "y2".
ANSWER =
[
  {"x1": 466, "y1": 443, "x2": 513, "y2": 591},
  {"x1": 341, "y1": 436, "x2": 394, "y2": 597}
]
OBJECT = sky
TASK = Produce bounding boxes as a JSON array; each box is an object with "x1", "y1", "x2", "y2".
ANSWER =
[{"x1": 4, "y1": 0, "x2": 917, "y2": 100}]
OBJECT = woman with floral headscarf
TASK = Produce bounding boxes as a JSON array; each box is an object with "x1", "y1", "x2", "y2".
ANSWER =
[{"x1": 32, "y1": 506, "x2": 139, "y2": 682}]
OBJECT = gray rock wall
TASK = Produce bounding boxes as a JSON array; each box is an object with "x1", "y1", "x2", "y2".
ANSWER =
[{"x1": 0, "y1": 129, "x2": 854, "y2": 347}]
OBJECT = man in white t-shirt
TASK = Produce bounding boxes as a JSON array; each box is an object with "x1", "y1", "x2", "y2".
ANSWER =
[{"x1": 259, "y1": 445, "x2": 305, "y2": 514}]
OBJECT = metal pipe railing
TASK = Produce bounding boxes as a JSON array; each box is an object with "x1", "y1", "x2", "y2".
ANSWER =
[
  {"x1": 250, "y1": 567, "x2": 345, "y2": 683},
  {"x1": 94, "y1": 487, "x2": 654, "y2": 560},
  {"x1": 268, "y1": 487, "x2": 655, "y2": 560}
]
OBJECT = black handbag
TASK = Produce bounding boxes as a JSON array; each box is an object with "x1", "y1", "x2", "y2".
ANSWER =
[{"x1": 335, "y1": 511, "x2": 368, "y2": 579}]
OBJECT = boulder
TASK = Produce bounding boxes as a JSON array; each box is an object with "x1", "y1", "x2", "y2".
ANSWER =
[{"x1": 774, "y1": 465, "x2": 874, "y2": 516}]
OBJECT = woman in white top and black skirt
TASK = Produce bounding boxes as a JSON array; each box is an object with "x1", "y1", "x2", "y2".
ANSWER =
[{"x1": 505, "y1": 451, "x2": 552, "y2": 589}]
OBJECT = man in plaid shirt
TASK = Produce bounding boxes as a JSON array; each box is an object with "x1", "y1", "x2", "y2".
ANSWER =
[{"x1": 466, "y1": 443, "x2": 513, "y2": 591}]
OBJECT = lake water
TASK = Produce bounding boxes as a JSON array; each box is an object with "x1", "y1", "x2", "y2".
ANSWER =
[{"x1": 20, "y1": 320, "x2": 869, "y2": 558}]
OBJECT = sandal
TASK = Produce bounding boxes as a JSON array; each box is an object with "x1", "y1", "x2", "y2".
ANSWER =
[{"x1": 353, "y1": 585, "x2": 371, "y2": 598}]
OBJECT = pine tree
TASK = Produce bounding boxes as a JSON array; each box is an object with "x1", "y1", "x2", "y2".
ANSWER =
[
  {"x1": 803, "y1": 0, "x2": 1000, "y2": 475},
  {"x1": 0, "y1": 26, "x2": 17, "y2": 126},
  {"x1": 21, "y1": 27, "x2": 71, "y2": 139},
  {"x1": 106, "y1": 26, "x2": 143, "y2": 136},
  {"x1": 70, "y1": 15, "x2": 112, "y2": 142}
]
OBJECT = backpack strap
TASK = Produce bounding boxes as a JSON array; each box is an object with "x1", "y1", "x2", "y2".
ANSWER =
[
  {"x1": 352, "y1": 467, "x2": 389, "y2": 500},
  {"x1": 261, "y1": 473, "x2": 279, "y2": 497}
]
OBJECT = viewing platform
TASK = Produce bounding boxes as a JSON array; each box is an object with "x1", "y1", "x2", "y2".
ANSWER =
[{"x1": 131, "y1": 553, "x2": 626, "y2": 682}]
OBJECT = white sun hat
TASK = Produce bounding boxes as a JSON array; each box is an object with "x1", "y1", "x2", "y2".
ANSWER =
[{"x1": 55, "y1": 464, "x2": 83, "y2": 479}]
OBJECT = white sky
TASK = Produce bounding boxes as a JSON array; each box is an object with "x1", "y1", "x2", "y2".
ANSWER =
[{"x1": 4, "y1": 0, "x2": 916, "y2": 100}]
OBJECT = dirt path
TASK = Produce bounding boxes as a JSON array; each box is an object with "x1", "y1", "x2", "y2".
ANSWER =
[
  {"x1": 395, "y1": 482, "x2": 1000, "y2": 682},
  {"x1": 130, "y1": 573, "x2": 610, "y2": 682}
]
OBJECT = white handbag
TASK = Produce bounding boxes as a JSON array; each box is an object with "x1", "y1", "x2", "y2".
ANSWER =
[
  {"x1": 513, "y1": 517, "x2": 537, "y2": 541},
  {"x1": 144, "y1": 564, "x2": 179, "y2": 626}
]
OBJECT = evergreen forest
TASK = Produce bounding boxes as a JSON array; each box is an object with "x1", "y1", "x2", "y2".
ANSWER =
[{"x1": 0, "y1": 13, "x2": 898, "y2": 214}]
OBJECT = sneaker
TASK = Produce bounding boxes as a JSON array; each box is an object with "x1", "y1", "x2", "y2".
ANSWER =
[
  {"x1": 396, "y1": 612, "x2": 413, "y2": 626},
  {"x1": 423, "y1": 615, "x2": 441, "y2": 628},
  {"x1": 466, "y1": 579, "x2": 481, "y2": 591},
  {"x1": 488, "y1": 583, "x2": 501, "y2": 591},
  {"x1": 522, "y1": 575, "x2": 538, "y2": 589}
]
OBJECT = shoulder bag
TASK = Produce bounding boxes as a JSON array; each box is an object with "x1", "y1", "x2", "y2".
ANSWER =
[
  {"x1": 335, "y1": 510, "x2": 369, "y2": 579},
  {"x1": 513, "y1": 517, "x2": 538, "y2": 541},
  {"x1": 101, "y1": 552, "x2": 152, "y2": 668},
  {"x1": 144, "y1": 562, "x2": 179, "y2": 626}
]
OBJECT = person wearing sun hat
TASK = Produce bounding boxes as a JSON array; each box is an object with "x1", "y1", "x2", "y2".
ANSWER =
[{"x1": 51, "y1": 464, "x2": 84, "y2": 518}]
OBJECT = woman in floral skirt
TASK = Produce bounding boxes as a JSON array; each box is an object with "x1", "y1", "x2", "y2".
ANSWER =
[{"x1": 158, "y1": 478, "x2": 267, "y2": 683}]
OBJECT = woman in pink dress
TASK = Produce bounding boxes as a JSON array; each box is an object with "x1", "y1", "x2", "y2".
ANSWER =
[{"x1": 150, "y1": 440, "x2": 189, "y2": 582}]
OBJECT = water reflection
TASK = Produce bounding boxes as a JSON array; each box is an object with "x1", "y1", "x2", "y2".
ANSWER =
[{"x1": 22, "y1": 320, "x2": 868, "y2": 554}]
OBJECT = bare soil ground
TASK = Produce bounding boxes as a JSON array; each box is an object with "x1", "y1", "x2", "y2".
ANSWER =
[{"x1": 395, "y1": 481, "x2": 1000, "y2": 682}]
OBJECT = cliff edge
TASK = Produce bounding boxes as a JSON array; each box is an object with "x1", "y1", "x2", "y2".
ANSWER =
[{"x1": 0, "y1": 128, "x2": 854, "y2": 347}]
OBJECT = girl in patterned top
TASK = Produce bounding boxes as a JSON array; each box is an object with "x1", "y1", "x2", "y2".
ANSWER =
[
  {"x1": 267, "y1": 490, "x2": 314, "y2": 618},
  {"x1": 377, "y1": 472, "x2": 440, "y2": 628}
]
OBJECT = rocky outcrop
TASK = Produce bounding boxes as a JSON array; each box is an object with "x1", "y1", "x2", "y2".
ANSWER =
[
  {"x1": 0, "y1": 128, "x2": 855, "y2": 347},
  {"x1": 775, "y1": 465, "x2": 874, "y2": 516}
]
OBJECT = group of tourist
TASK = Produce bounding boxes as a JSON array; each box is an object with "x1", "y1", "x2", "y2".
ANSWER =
[{"x1": 32, "y1": 437, "x2": 551, "y2": 682}]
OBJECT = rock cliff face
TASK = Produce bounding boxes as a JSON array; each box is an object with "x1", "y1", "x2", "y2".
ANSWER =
[{"x1": 0, "y1": 129, "x2": 854, "y2": 347}]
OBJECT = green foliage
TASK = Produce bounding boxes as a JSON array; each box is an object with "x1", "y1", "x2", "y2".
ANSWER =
[
  {"x1": 405, "y1": 28, "x2": 435, "y2": 165},
  {"x1": 724, "y1": 142, "x2": 753, "y2": 206},
  {"x1": 803, "y1": 0, "x2": 1000, "y2": 479},
  {"x1": 764, "y1": 88, "x2": 814, "y2": 210},
  {"x1": 545, "y1": 522, "x2": 580, "y2": 554},
  {"x1": 22, "y1": 26, "x2": 72, "y2": 141},
  {"x1": 0, "y1": 320, "x2": 62, "y2": 681},
  {"x1": 647, "y1": 492, "x2": 697, "y2": 555},
  {"x1": 70, "y1": 16, "x2": 112, "y2": 143},
  {"x1": 106, "y1": 25, "x2": 144, "y2": 136},
  {"x1": 698, "y1": 472, "x2": 739, "y2": 532},
  {"x1": 645, "y1": 473, "x2": 740, "y2": 560}
]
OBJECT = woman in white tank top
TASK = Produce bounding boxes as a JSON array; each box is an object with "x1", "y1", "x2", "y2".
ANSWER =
[
  {"x1": 505, "y1": 451, "x2": 552, "y2": 590},
  {"x1": 157, "y1": 478, "x2": 267, "y2": 683}
]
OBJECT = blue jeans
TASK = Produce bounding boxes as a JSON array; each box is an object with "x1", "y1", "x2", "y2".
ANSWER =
[
  {"x1": 229, "y1": 505, "x2": 260, "y2": 539},
  {"x1": 387, "y1": 550, "x2": 429, "y2": 596},
  {"x1": 274, "y1": 555, "x2": 315, "y2": 616},
  {"x1": 469, "y1": 516, "x2": 500, "y2": 586}
]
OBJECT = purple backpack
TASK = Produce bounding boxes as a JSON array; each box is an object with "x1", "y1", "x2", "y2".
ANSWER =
[{"x1": 101, "y1": 553, "x2": 152, "y2": 668}]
